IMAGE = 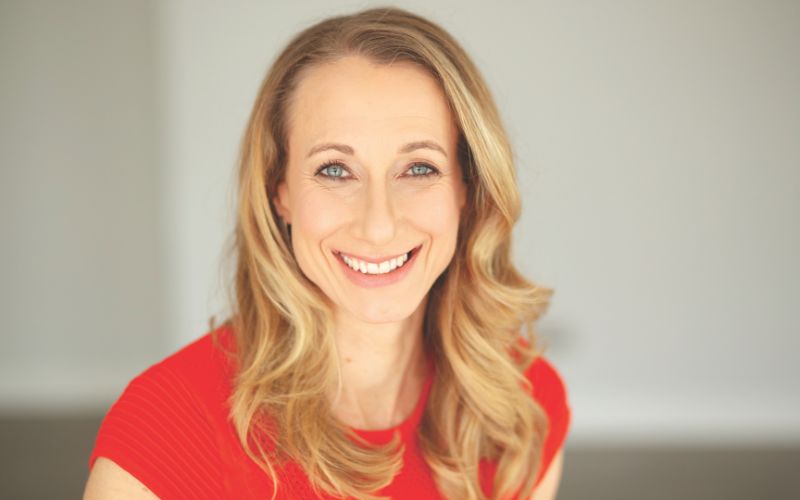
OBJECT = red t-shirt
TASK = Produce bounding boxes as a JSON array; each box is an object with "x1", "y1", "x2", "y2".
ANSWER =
[{"x1": 88, "y1": 325, "x2": 571, "y2": 499}]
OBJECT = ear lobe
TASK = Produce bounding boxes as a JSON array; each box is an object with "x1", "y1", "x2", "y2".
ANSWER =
[{"x1": 274, "y1": 181, "x2": 292, "y2": 223}]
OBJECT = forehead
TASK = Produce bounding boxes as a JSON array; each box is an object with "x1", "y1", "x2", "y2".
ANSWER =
[{"x1": 286, "y1": 56, "x2": 456, "y2": 151}]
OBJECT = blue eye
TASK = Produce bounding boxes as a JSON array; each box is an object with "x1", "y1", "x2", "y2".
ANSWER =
[
  {"x1": 323, "y1": 165, "x2": 344, "y2": 177},
  {"x1": 407, "y1": 163, "x2": 439, "y2": 178},
  {"x1": 315, "y1": 161, "x2": 350, "y2": 181},
  {"x1": 314, "y1": 161, "x2": 441, "y2": 181}
]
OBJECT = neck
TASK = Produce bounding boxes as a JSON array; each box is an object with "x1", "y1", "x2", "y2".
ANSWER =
[{"x1": 328, "y1": 299, "x2": 430, "y2": 430}]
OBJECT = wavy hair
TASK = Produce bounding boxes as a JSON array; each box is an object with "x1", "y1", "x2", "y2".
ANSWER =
[{"x1": 215, "y1": 6, "x2": 554, "y2": 499}]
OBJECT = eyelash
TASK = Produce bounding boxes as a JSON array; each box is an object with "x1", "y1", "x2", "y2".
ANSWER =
[{"x1": 314, "y1": 160, "x2": 441, "y2": 182}]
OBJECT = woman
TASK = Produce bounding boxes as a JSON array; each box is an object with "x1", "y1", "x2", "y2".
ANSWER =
[{"x1": 84, "y1": 6, "x2": 570, "y2": 500}]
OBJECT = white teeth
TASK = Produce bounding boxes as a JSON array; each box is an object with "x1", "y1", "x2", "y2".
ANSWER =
[{"x1": 340, "y1": 250, "x2": 412, "y2": 275}]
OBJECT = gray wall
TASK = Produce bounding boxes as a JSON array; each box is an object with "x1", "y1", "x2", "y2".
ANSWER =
[
  {"x1": 1, "y1": 0, "x2": 798, "y2": 448},
  {"x1": 0, "y1": 0, "x2": 163, "y2": 411}
]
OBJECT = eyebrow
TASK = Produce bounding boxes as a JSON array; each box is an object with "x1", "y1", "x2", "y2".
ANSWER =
[{"x1": 306, "y1": 140, "x2": 448, "y2": 159}]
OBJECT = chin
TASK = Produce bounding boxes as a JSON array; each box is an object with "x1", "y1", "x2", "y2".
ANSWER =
[{"x1": 345, "y1": 298, "x2": 422, "y2": 324}]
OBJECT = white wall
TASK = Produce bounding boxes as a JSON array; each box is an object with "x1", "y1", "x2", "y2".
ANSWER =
[
  {"x1": 156, "y1": 0, "x2": 800, "y2": 444},
  {"x1": 509, "y1": 1, "x2": 800, "y2": 444},
  {"x1": 2, "y1": 0, "x2": 798, "y2": 444},
  {"x1": 0, "y1": 0, "x2": 163, "y2": 411}
]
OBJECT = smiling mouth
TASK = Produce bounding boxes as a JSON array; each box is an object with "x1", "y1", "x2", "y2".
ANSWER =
[{"x1": 334, "y1": 245, "x2": 421, "y2": 275}]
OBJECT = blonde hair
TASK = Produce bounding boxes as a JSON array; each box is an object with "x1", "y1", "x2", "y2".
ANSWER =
[{"x1": 215, "y1": 6, "x2": 554, "y2": 499}]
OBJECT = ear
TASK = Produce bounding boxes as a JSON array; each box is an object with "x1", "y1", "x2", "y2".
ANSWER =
[{"x1": 274, "y1": 180, "x2": 292, "y2": 224}]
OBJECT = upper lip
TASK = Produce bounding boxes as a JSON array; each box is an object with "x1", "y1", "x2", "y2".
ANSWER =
[{"x1": 335, "y1": 245, "x2": 420, "y2": 264}]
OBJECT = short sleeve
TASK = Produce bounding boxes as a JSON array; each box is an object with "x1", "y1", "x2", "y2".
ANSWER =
[
  {"x1": 88, "y1": 362, "x2": 225, "y2": 499},
  {"x1": 526, "y1": 356, "x2": 572, "y2": 486}
]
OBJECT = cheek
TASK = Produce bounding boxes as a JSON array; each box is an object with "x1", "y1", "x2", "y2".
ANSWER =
[
  {"x1": 403, "y1": 187, "x2": 462, "y2": 239},
  {"x1": 292, "y1": 189, "x2": 349, "y2": 239},
  {"x1": 289, "y1": 190, "x2": 349, "y2": 284}
]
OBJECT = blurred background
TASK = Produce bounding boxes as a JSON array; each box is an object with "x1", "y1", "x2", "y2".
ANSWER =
[{"x1": 1, "y1": 0, "x2": 798, "y2": 498}]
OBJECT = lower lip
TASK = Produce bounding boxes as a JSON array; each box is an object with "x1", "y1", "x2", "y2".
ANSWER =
[{"x1": 334, "y1": 246, "x2": 421, "y2": 288}]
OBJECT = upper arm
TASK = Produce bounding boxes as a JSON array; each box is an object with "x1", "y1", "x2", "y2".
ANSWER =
[
  {"x1": 83, "y1": 457, "x2": 160, "y2": 499},
  {"x1": 530, "y1": 447, "x2": 565, "y2": 500}
]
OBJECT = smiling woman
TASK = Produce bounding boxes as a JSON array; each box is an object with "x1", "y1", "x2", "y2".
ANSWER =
[
  {"x1": 84, "y1": 6, "x2": 570, "y2": 500},
  {"x1": 273, "y1": 56, "x2": 466, "y2": 324}
]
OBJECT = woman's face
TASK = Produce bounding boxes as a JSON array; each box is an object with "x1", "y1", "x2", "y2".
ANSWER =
[{"x1": 275, "y1": 55, "x2": 466, "y2": 323}]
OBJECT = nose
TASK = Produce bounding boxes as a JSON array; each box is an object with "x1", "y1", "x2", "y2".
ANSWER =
[{"x1": 354, "y1": 179, "x2": 398, "y2": 246}]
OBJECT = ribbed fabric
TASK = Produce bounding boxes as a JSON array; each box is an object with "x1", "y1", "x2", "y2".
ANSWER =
[{"x1": 89, "y1": 326, "x2": 571, "y2": 499}]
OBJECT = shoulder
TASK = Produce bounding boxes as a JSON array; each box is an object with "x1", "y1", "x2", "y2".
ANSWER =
[
  {"x1": 86, "y1": 325, "x2": 237, "y2": 499},
  {"x1": 524, "y1": 355, "x2": 570, "y2": 417},
  {"x1": 149, "y1": 323, "x2": 237, "y2": 386},
  {"x1": 523, "y1": 353, "x2": 572, "y2": 486},
  {"x1": 103, "y1": 326, "x2": 235, "y2": 424},
  {"x1": 512, "y1": 336, "x2": 571, "y2": 428}
]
